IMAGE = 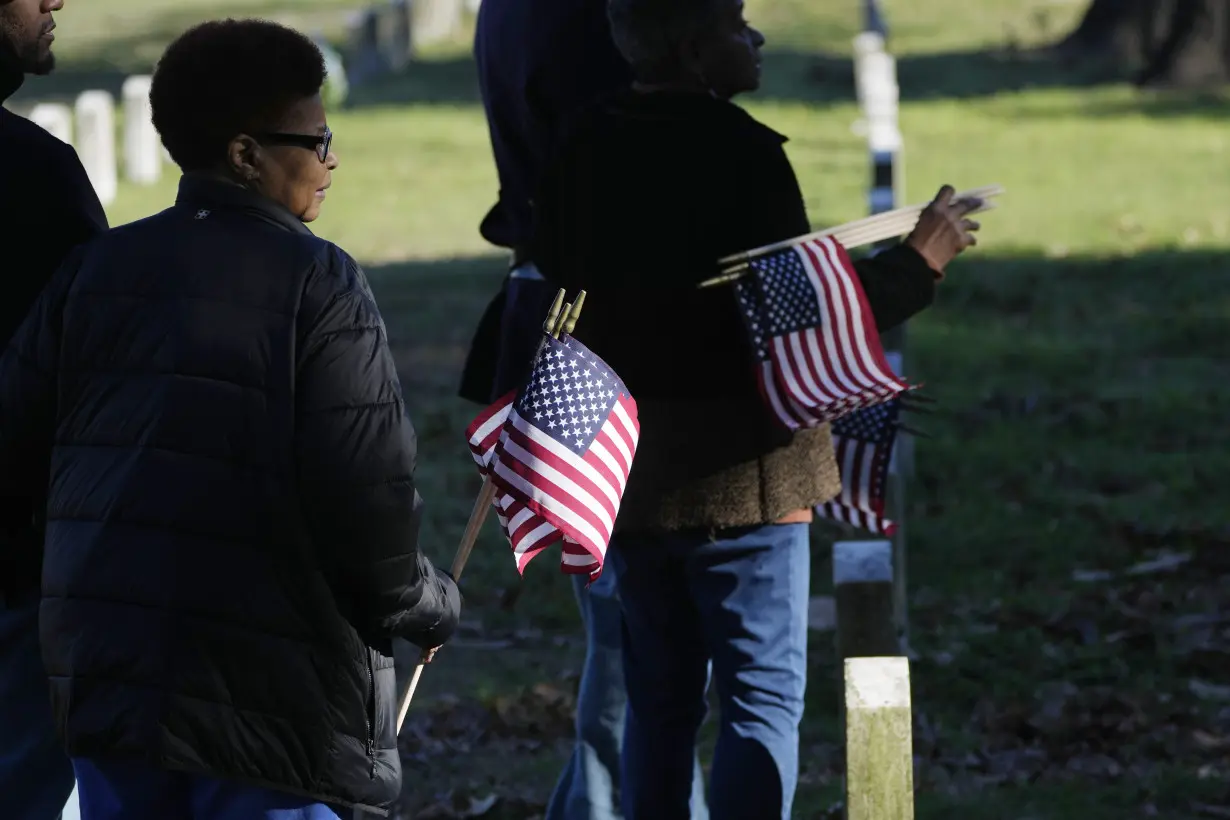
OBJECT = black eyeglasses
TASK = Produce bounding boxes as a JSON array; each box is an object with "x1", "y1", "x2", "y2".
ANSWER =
[{"x1": 254, "y1": 127, "x2": 332, "y2": 162}]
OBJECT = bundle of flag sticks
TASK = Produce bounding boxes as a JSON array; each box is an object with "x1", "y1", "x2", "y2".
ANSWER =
[{"x1": 699, "y1": 184, "x2": 1004, "y2": 289}]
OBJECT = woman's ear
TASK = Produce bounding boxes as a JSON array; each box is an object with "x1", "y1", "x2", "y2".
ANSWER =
[
  {"x1": 679, "y1": 33, "x2": 715, "y2": 91},
  {"x1": 226, "y1": 134, "x2": 262, "y2": 183},
  {"x1": 679, "y1": 34, "x2": 706, "y2": 79}
]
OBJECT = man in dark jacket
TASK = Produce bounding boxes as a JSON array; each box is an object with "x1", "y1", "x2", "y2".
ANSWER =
[
  {"x1": 459, "y1": 0, "x2": 634, "y2": 404},
  {"x1": 0, "y1": 0, "x2": 109, "y2": 816},
  {"x1": 0, "y1": 18, "x2": 461, "y2": 818},
  {"x1": 460, "y1": 2, "x2": 708, "y2": 818}
]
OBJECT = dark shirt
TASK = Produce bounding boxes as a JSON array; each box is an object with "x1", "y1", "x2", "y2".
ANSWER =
[
  {"x1": 0, "y1": 65, "x2": 108, "y2": 601},
  {"x1": 473, "y1": 0, "x2": 633, "y2": 250}
]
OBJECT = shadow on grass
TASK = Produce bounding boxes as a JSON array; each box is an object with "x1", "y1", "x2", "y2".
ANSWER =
[
  {"x1": 363, "y1": 244, "x2": 1230, "y2": 618},
  {"x1": 356, "y1": 246, "x2": 1229, "y2": 817}
]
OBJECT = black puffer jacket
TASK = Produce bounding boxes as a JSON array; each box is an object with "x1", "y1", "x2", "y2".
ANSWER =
[{"x1": 0, "y1": 175, "x2": 457, "y2": 814}]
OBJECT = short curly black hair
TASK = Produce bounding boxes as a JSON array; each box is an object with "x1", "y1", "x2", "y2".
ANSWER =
[{"x1": 150, "y1": 18, "x2": 327, "y2": 171}]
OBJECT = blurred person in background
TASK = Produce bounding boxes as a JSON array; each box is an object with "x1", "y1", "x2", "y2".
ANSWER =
[
  {"x1": 0, "y1": 0, "x2": 108, "y2": 817},
  {"x1": 531, "y1": 0, "x2": 981, "y2": 816},
  {"x1": 458, "y1": 0, "x2": 709, "y2": 817},
  {"x1": 0, "y1": 19, "x2": 460, "y2": 820}
]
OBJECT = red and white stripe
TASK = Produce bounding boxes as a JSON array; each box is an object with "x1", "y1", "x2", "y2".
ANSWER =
[
  {"x1": 816, "y1": 433, "x2": 897, "y2": 535},
  {"x1": 463, "y1": 391, "x2": 639, "y2": 581},
  {"x1": 490, "y1": 394, "x2": 638, "y2": 578},
  {"x1": 760, "y1": 237, "x2": 909, "y2": 429}
]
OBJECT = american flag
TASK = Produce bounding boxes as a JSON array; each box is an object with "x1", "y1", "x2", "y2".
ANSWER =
[
  {"x1": 816, "y1": 396, "x2": 901, "y2": 535},
  {"x1": 463, "y1": 333, "x2": 639, "y2": 581},
  {"x1": 732, "y1": 236, "x2": 909, "y2": 430}
]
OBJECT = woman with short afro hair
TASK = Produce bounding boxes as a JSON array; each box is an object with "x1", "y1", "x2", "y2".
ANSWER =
[{"x1": 0, "y1": 18, "x2": 461, "y2": 820}]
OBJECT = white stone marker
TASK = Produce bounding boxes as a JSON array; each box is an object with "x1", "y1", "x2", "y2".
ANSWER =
[
  {"x1": 74, "y1": 90, "x2": 117, "y2": 205},
  {"x1": 121, "y1": 75, "x2": 160, "y2": 184},
  {"x1": 27, "y1": 102, "x2": 72, "y2": 145},
  {"x1": 845, "y1": 656, "x2": 915, "y2": 820}
]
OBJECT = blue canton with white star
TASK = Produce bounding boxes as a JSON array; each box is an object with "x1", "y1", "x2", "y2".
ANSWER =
[
  {"x1": 832, "y1": 397, "x2": 901, "y2": 444},
  {"x1": 514, "y1": 334, "x2": 625, "y2": 453},
  {"x1": 733, "y1": 249, "x2": 823, "y2": 362}
]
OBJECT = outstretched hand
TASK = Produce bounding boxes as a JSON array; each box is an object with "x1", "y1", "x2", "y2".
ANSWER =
[{"x1": 905, "y1": 185, "x2": 983, "y2": 276}]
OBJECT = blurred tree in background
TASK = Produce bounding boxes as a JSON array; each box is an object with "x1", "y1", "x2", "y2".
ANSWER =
[{"x1": 1057, "y1": 0, "x2": 1230, "y2": 88}]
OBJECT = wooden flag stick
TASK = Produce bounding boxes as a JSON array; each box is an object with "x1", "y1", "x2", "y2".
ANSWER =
[
  {"x1": 698, "y1": 184, "x2": 1004, "y2": 289},
  {"x1": 394, "y1": 477, "x2": 497, "y2": 731},
  {"x1": 394, "y1": 289, "x2": 583, "y2": 733}
]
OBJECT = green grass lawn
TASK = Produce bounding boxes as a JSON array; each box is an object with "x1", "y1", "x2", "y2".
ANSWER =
[{"x1": 10, "y1": 0, "x2": 1230, "y2": 816}]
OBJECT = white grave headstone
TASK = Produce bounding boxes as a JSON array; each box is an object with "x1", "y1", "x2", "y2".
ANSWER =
[
  {"x1": 27, "y1": 103, "x2": 72, "y2": 145},
  {"x1": 74, "y1": 90, "x2": 117, "y2": 205},
  {"x1": 121, "y1": 75, "x2": 160, "y2": 184},
  {"x1": 412, "y1": 0, "x2": 463, "y2": 48}
]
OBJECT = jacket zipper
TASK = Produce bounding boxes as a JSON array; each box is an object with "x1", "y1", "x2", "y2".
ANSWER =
[{"x1": 364, "y1": 651, "x2": 376, "y2": 778}]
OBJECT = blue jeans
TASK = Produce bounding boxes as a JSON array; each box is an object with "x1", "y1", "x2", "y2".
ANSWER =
[
  {"x1": 611, "y1": 524, "x2": 810, "y2": 820},
  {"x1": 545, "y1": 572, "x2": 708, "y2": 820},
  {"x1": 0, "y1": 596, "x2": 76, "y2": 820},
  {"x1": 496, "y1": 266, "x2": 707, "y2": 818},
  {"x1": 72, "y1": 757, "x2": 341, "y2": 820}
]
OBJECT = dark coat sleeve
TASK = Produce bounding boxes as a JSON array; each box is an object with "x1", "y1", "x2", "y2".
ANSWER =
[
  {"x1": 736, "y1": 135, "x2": 937, "y2": 333},
  {"x1": 51, "y1": 138, "x2": 110, "y2": 245},
  {"x1": 294, "y1": 246, "x2": 453, "y2": 646},
  {"x1": 0, "y1": 246, "x2": 85, "y2": 586},
  {"x1": 0, "y1": 137, "x2": 105, "y2": 598},
  {"x1": 0, "y1": 139, "x2": 107, "y2": 347},
  {"x1": 851, "y1": 243, "x2": 937, "y2": 333}
]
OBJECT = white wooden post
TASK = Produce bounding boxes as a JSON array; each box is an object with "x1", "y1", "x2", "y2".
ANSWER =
[
  {"x1": 74, "y1": 91, "x2": 117, "y2": 206},
  {"x1": 121, "y1": 75, "x2": 161, "y2": 185},
  {"x1": 853, "y1": 36, "x2": 903, "y2": 215},
  {"x1": 27, "y1": 102, "x2": 72, "y2": 145},
  {"x1": 834, "y1": 539, "x2": 901, "y2": 820},
  {"x1": 844, "y1": 656, "x2": 914, "y2": 819},
  {"x1": 833, "y1": 540, "x2": 898, "y2": 662},
  {"x1": 853, "y1": 33, "x2": 910, "y2": 652}
]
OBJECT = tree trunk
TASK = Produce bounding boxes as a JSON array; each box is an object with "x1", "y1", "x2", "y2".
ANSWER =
[
  {"x1": 1056, "y1": 0, "x2": 1176, "y2": 63},
  {"x1": 1135, "y1": 0, "x2": 1230, "y2": 87},
  {"x1": 1058, "y1": 0, "x2": 1230, "y2": 88}
]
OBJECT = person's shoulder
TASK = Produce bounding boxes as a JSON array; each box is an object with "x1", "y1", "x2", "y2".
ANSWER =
[
  {"x1": 559, "y1": 87, "x2": 626, "y2": 137},
  {"x1": 712, "y1": 98, "x2": 791, "y2": 150},
  {"x1": 0, "y1": 106, "x2": 90, "y2": 181},
  {"x1": 605, "y1": 90, "x2": 790, "y2": 148},
  {"x1": 0, "y1": 105, "x2": 58, "y2": 148},
  {"x1": 303, "y1": 239, "x2": 380, "y2": 305}
]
